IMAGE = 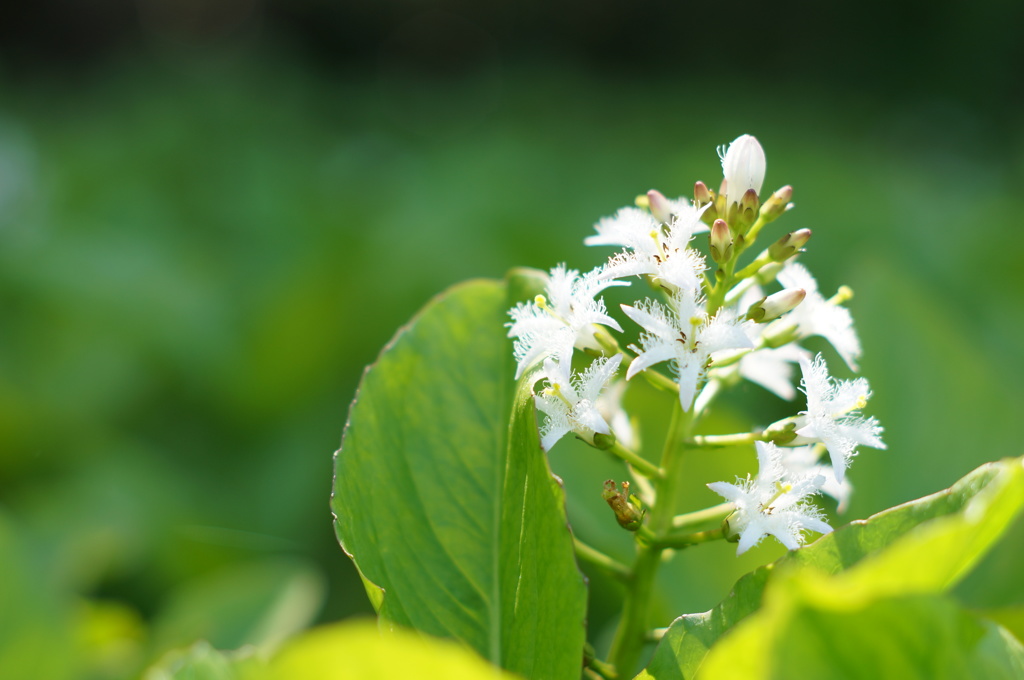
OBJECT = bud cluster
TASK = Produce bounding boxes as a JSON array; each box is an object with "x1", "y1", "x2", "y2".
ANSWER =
[{"x1": 506, "y1": 134, "x2": 885, "y2": 555}]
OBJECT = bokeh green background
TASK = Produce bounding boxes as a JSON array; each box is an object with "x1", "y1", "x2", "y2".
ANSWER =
[{"x1": 2, "y1": 2, "x2": 1023, "y2": 677}]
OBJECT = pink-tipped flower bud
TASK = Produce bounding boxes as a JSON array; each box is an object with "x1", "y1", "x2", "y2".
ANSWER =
[
  {"x1": 768, "y1": 228, "x2": 813, "y2": 262},
  {"x1": 731, "y1": 187, "x2": 761, "y2": 231},
  {"x1": 746, "y1": 288, "x2": 806, "y2": 323},
  {"x1": 647, "y1": 189, "x2": 674, "y2": 225},
  {"x1": 693, "y1": 181, "x2": 713, "y2": 205},
  {"x1": 720, "y1": 134, "x2": 766, "y2": 206},
  {"x1": 709, "y1": 219, "x2": 733, "y2": 263},
  {"x1": 759, "y1": 185, "x2": 794, "y2": 223}
]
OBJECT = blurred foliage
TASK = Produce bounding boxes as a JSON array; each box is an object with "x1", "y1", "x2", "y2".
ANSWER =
[{"x1": 0, "y1": 17, "x2": 1023, "y2": 675}]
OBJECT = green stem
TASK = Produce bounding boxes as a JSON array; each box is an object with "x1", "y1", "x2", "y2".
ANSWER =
[
  {"x1": 574, "y1": 537, "x2": 631, "y2": 582},
  {"x1": 734, "y1": 250, "x2": 771, "y2": 280},
  {"x1": 642, "y1": 368, "x2": 680, "y2": 393},
  {"x1": 613, "y1": 347, "x2": 679, "y2": 394},
  {"x1": 738, "y1": 215, "x2": 769, "y2": 254},
  {"x1": 607, "y1": 441, "x2": 663, "y2": 480},
  {"x1": 690, "y1": 431, "x2": 766, "y2": 448},
  {"x1": 705, "y1": 264, "x2": 734, "y2": 316},
  {"x1": 671, "y1": 502, "x2": 734, "y2": 532},
  {"x1": 607, "y1": 405, "x2": 693, "y2": 676},
  {"x1": 653, "y1": 527, "x2": 727, "y2": 550},
  {"x1": 585, "y1": 656, "x2": 618, "y2": 680}
]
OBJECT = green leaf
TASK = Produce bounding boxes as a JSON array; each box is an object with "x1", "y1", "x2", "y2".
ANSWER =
[
  {"x1": 145, "y1": 621, "x2": 521, "y2": 680},
  {"x1": 265, "y1": 621, "x2": 520, "y2": 679},
  {"x1": 331, "y1": 278, "x2": 587, "y2": 678},
  {"x1": 640, "y1": 456, "x2": 1024, "y2": 679},
  {"x1": 696, "y1": 570, "x2": 1024, "y2": 680},
  {"x1": 978, "y1": 606, "x2": 1024, "y2": 645}
]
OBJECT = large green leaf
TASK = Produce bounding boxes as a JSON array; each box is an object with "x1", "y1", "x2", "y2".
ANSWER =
[
  {"x1": 144, "y1": 622, "x2": 520, "y2": 680},
  {"x1": 696, "y1": 570, "x2": 1024, "y2": 680},
  {"x1": 331, "y1": 278, "x2": 587, "y2": 678},
  {"x1": 640, "y1": 456, "x2": 1024, "y2": 679},
  {"x1": 266, "y1": 621, "x2": 520, "y2": 680}
]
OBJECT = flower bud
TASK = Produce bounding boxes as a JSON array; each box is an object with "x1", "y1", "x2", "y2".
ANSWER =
[
  {"x1": 768, "y1": 228, "x2": 812, "y2": 262},
  {"x1": 709, "y1": 219, "x2": 733, "y2": 263},
  {"x1": 591, "y1": 432, "x2": 617, "y2": 450},
  {"x1": 730, "y1": 188, "x2": 760, "y2": 231},
  {"x1": 764, "y1": 419, "x2": 798, "y2": 445},
  {"x1": 759, "y1": 185, "x2": 793, "y2": 223},
  {"x1": 720, "y1": 134, "x2": 766, "y2": 206},
  {"x1": 721, "y1": 512, "x2": 741, "y2": 543},
  {"x1": 746, "y1": 288, "x2": 806, "y2": 322},
  {"x1": 698, "y1": 185, "x2": 719, "y2": 226},
  {"x1": 647, "y1": 189, "x2": 674, "y2": 225},
  {"x1": 693, "y1": 181, "x2": 713, "y2": 205}
]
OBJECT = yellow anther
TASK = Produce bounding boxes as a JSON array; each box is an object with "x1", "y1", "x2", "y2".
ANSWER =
[
  {"x1": 543, "y1": 381, "x2": 573, "y2": 407},
  {"x1": 649, "y1": 229, "x2": 669, "y2": 261},
  {"x1": 855, "y1": 395, "x2": 868, "y2": 410},
  {"x1": 762, "y1": 481, "x2": 794, "y2": 511},
  {"x1": 534, "y1": 294, "x2": 548, "y2": 308}
]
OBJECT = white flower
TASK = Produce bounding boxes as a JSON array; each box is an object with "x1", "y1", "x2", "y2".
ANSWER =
[
  {"x1": 534, "y1": 355, "x2": 622, "y2": 451},
  {"x1": 586, "y1": 205, "x2": 708, "y2": 292},
  {"x1": 778, "y1": 444, "x2": 853, "y2": 513},
  {"x1": 708, "y1": 441, "x2": 832, "y2": 555},
  {"x1": 739, "y1": 343, "x2": 809, "y2": 401},
  {"x1": 646, "y1": 189, "x2": 712, "y2": 231},
  {"x1": 795, "y1": 354, "x2": 886, "y2": 483},
  {"x1": 621, "y1": 288, "x2": 752, "y2": 410},
  {"x1": 595, "y1": 377, "x2": 637, "y2": 451},
  {"x1": 776, "y1": 262, "x2": 861, "y2": 371},
  {"x1": 507, "y1": 264, "x2": 626, "y2": 379},
  {"x1": 734, "y1": 285, "x2": 810, "y2": 400},
  {"x1": 719, "y1": 134, "x2": 766, "y2": 206}
]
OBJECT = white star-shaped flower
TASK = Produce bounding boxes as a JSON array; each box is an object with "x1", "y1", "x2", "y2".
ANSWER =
[
  {"x1": 595, "y1": 376, "x2": 637, "y2": 452},
  {"x1": 507, "y1": 264, "x2": 626, "y2": 379},
  {"x1": 534, "y1": 355, "x2": 622, "y2": 451},
  {"x1": 621, "y1": 288, "x2": 752, "y2": 410},
  {"x1": 734, "y1": 285, "x2": 810, "y2": 401},
  {"x1": 778, "y1": 444, "x2": 853, "y2": 513},
  {"x1": 708, "y1": 441, "x2": 832, "y2": 555},
  {"x1": 776, "y1": 262, "x2": 861, "y2": 370},
  {"x1": 586, "y1": 205, "x2": 708, "y2": 292},
  {"x1": 795, "y1": 354, "x2": 885, "y2": 483}
]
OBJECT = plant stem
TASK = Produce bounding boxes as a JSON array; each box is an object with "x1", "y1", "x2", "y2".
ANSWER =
[
  {"x1": 690, "y1": 431, "x2": 766, "y2": 448},
  {"x1": 574, "y1": 537, "x2": 631, "y2": 582},
  {"x1": 671, "y1": 502, "x2": 734, "y2": 532},
  {"x1": 607, "y1": 441, "x2": 663, "y2": 480},
  {"x1": 610, "y1": 344, "x2": 679, "y2": 394},
  {"x1": 652, "y1": 527, "x2": 727, "y2": 550},
  {"x1": 607, "y1": 405, "x2": 693, "y2": 676}
]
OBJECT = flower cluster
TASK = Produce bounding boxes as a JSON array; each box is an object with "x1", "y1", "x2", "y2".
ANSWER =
[{"x1": 506, "y1": 134, "x2": 885, "y2": 555}]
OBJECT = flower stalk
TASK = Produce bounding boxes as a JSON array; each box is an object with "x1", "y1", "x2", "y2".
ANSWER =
[{"x1": 503, "y1": 133, "x2": 884, "y2": 677}]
